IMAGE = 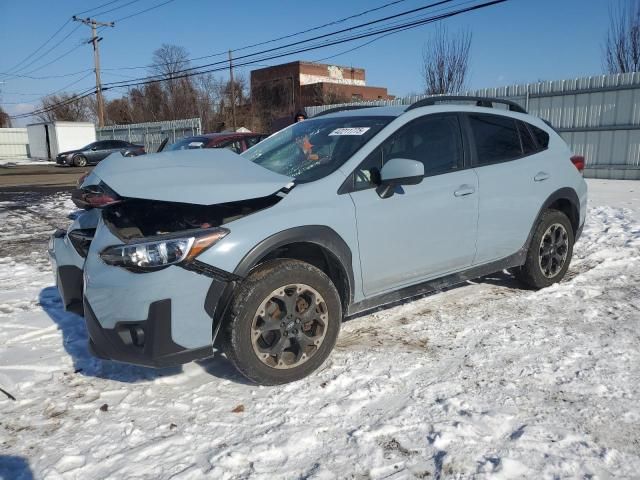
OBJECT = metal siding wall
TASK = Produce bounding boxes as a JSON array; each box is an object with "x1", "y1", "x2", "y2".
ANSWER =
[
  {"x1": 0, "y1": 128, "x2": 29, "y2": 159},
  {"x1": 306, "y1": 72, "x2": 640, "y2": 178}
]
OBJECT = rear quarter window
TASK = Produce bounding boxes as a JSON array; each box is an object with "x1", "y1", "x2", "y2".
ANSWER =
[
  {"x1": 529, "y1": 124, "x2": 550, "y2": 149},
  {"x1": 469, "y1": 114, "x2": 522, "y2": 165}
]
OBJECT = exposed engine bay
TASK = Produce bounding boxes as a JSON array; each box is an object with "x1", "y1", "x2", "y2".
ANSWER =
[{"x1": 101, "y1": 194, "x2": 282, "y2": 241}]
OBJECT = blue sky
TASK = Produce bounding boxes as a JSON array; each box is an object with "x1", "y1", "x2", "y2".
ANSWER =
[{"x1": 0, "y1": 0, "x2": 613, "y2": 125}]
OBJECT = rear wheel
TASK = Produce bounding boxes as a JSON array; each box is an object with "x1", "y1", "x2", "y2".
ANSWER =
[
  {"x1": 72, "y1": 154, "x2": 87, "y2": 167},
  {"x1": 222, "y1": 259, "x2": 341, "y2": 385},
  {"x1": 515, "y1": 209, "x2": 574, "y2": 289}
]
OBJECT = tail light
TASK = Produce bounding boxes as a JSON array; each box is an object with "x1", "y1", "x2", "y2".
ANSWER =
[
  {"x1": 570, "y1": 155, "x2": 585, "y2": 174},
  {"x1": 71, "y1": 183, "x2": 122, "y2": 209}
]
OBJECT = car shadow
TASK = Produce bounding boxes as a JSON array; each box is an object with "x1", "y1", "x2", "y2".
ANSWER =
[
  {"x1": 0, "y1": 455, "x2": 34, "y2": 480},
  {"x1": 38, "y1": 286, "x2": 182, "y2": 382},
  {"x1": 39, "y1": 286, "x2": 251, "y2": 384}
]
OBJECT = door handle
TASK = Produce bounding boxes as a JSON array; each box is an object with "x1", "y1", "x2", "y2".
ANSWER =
[
  {"x1": 454, "y1": 185, "x2": 476, "y2": 197},
  {"x1": 534, "y1": 172, "x2": 550, "y2": 182}
]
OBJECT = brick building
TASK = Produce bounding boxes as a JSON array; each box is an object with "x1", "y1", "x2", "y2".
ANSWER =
[{"x1": 251, "y1": 61, "x2": 393, "y2": 131}]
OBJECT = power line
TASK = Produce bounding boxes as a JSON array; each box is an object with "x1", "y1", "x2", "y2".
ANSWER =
[
  {"x1": 103, "y1": 0, "x2": 506, "y2": 90},
  {"x1": 18, "y1": 44, "x2": 86, "y2": 77},
  {"x1": 0, "y1": 69, "x2": 95, "y2": 81},
  {"x1": 102, "y1": 0, "x2": 465, "y2": 89},
  {"x1": 1, "y1": 19, "x2": 72, "y2": 75},
  {"x1": 101, "y1": 0, "x2": 411, "y2": 72},
  {"x1": 113, "y1": 0, "x2": 177, "y2": 22},
  {"x1": 92, "y1": 0, "x2": 144, "y2": 17},
  {"x1": 0, "y1": 24, "x2": 82, "y2": 79},
  {"x1": 10, "y1": 0, "x2": 509, "y2": 120},
  {"x1": 0, "y1": 1, "x2": 167, "y2": 80},
  {"x1": 74, "y1": 0, "x2": 128, "y2": 16},
  {"x1": 101, "y1": 0, "x2": 458, "y2": 88}
]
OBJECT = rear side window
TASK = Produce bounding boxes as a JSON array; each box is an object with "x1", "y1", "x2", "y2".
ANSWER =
[
  {"x1": 469, "y1": 114, "x2": 522, "y2": 165},
  {"x1": 518, "y1": 121, "x2": 537, "y2": 155},
  {"x1": 529, "y1": 124, "x2": 550, "y2": 149}
]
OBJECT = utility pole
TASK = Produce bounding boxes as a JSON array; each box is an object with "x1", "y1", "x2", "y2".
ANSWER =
[
  {"x1": 228, "y1": 50, "x2": 237, "y2": 131},
  {"x1": 73, "y1": 16, "x2": 114, "y2": 128}
]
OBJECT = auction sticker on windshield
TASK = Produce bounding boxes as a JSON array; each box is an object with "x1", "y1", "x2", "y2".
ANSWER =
[{"x1": 329, "y1": 127, "x2": 371, "y2": 136}]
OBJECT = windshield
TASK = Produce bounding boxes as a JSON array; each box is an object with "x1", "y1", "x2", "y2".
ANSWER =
[
  {"x1": 241, "y1": 116, "x2": 392, "y2": 182},
  {"x1": 167, "y1": 136, "x2": 210, "y2": 151}
]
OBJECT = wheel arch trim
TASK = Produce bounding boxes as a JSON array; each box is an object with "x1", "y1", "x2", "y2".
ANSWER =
[
  {"x1": 233, "y1": 225, "x2": 355, "y2": 303},
  {"x1": 525, "y1": 187, "x2": 580, "y2": 252}
]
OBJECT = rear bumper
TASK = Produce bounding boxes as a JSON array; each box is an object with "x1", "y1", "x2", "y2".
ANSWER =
[{"x1": 84, "y1": 297, "x2": 215, "y2": 368}]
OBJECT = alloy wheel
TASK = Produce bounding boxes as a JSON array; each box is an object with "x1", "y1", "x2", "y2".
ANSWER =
[
  {"x1": 538, "y1": 223, "x2": 569, "y2": 278},
  {"x1": 251, "y1": 284, "x2": 328, "y2": 369}
]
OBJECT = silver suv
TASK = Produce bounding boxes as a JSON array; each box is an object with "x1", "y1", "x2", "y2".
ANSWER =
[{"x1": 49, "y1": 97, "x2": 588, "y2": 385}]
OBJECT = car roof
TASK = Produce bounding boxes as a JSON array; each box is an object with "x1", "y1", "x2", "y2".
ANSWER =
[
  {"x1": 315, "y1": 105, "x2": 407, "y2": 118},
  {"x1": 200, "y1": 132, "x2": 264, "y2": 139},
  {"x1": 310, "y1": 102, "x2": 549, "y2": 131}
]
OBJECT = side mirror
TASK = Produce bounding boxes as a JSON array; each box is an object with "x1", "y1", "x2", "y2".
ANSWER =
[
  {"x1": 376, "y1": 158, "x2": 424, "y2": 198},
  {"x1": 91, "y1": 146, "x2": 98, "y2": 151}
]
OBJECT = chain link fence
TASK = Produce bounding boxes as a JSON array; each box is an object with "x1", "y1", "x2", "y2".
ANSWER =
[{"x1": 96, "y1": 118, "x2": 201, "y2": 153}]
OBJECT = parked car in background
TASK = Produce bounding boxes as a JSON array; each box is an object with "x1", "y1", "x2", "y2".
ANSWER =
[
  {"x1": 56, "y1": 140, "x2": 145, "y2": 167},
  {"x1": 166, "y1": 132, "x2": 268, "y2": 154}
]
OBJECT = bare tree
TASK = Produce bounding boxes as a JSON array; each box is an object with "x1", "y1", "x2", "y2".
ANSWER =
[
  {"x1": 36, "y1": 93, "x2": 92, "y2": 122},
  {"x1": 421, "y1": 26, "x2": 472, "y2": 95},
  {"x1": 604, "y1": 0, "x2": 640, "y2": 73},
  {"x1": 150, "y1": 44, "x2": 200, "y2": 120},
  {"x1": 0, "y1": 105, "x2": 10, "y2": 127},
  {"x1": 151, "y1": 44, "x2": 190, "y2": 79}
]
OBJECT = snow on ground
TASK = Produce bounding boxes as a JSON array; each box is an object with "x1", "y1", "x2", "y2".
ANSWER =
[
  {"x1": 0, "y1": 180, "x2": 639, "y2": 479},
  {"x1": 0, "y1": 158, "x2": 51, "y2": 168}
]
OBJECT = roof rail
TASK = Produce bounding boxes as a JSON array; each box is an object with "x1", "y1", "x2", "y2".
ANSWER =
[
  {"x1": 312, "y1": 105, "x2": 377, "y2": 118},
  {"x1": 406, "y1": 96, "x2": 527, "y2": 114}
]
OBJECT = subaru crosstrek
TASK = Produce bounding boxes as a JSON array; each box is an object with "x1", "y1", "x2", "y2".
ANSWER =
[{"x1": 49, "y1": 96, "x2": 588, "y2": 385}]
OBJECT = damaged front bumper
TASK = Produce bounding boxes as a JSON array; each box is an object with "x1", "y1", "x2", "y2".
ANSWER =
[
  {"x1": 81, "y1": 218, "x2": 238, "y2": 368},
  {"x1": 48, "y1": 229, "x2": 86, "y2": 315}
]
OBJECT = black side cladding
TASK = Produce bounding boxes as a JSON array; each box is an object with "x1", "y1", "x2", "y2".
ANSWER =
[{"x1": 84, "y1": 298, "x2": 215, "y2": 367}]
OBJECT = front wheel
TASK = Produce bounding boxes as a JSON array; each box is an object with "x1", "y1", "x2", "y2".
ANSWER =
[
  {"x1": 221, "y1": 259, "x2": 342, "y2": 385},
  {"x1": 514, "y1": 209, "x2": 574, "y2": 289},
  {"x1": 72, "y1": 154, "x2": 87, "y2": 167}
]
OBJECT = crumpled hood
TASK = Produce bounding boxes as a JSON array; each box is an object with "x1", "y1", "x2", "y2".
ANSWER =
[{"x1": 83, "y1": 148, "x2": 293, "y2": 205}]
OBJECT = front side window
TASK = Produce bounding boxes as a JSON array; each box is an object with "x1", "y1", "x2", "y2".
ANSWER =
[
  {"x1": 353, "y1": 114, "x2": 463, "y2": 190},
  {"x1": 469, "y1": 114, "x2": 522, "y2": 165},
  {"x1": 241, "y1": 116, "x2": 393, "y2": 182}
]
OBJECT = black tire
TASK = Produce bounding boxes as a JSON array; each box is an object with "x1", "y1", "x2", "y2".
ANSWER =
[
  {"x1": 72, "y1": 154, "x2": 87, "y2": 167},
  {"x1": 221, "y1": 259, "x2": 342, "y2": 385},
  {"x1": 514, "y1": 209, "x2": 574, "y2": 289}
]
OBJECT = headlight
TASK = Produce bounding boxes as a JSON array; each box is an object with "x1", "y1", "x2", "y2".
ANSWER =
[{"x1": 99, "y1": 228, "x2": 229, "y2": 272}]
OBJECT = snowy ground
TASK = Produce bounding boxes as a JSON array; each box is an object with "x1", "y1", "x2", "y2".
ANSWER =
[
  {"x1": 0, "y1": 158, "x2": 49, "y2": 168},
  {"x1": 0, "y1": 180, "x2": 639, "y2": 479}
]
